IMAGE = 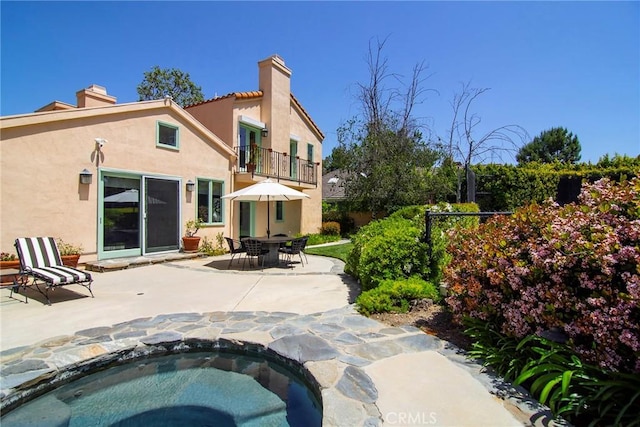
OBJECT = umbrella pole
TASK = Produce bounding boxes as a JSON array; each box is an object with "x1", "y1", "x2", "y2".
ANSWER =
[{"x1": 267, "y1": 196, "x2": 271, "y2": 238}]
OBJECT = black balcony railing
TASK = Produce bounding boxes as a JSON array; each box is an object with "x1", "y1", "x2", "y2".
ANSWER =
[{"x1": 235, "y1": 145, "x2": 318, "y2": 186}]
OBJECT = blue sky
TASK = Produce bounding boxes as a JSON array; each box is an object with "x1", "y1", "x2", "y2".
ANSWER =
[{"x1": 2, "y1": 1, "x2": 638, "y2": 163}]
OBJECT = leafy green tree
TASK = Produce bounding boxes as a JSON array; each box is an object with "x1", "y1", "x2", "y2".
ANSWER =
[
  {"x1": 423, "y1": 156, "x2": 459, "y2": 203},
  {"x1": 137, "y1": 66, "x2": 204, "y2": 107},
  {"x1": 323, "y1": 144, "x2": 351, "y2": 173},
  {"x1": 516, "y1": 127, "x2": 581, "y2": 164}
]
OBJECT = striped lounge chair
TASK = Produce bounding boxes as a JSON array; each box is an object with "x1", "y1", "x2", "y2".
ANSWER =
[{"x1": 13, "y1": 237, "x2": 93, "y2": 305}]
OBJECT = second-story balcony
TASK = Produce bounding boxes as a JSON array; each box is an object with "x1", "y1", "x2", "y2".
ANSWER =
[{"x1": 234, "y1": 145, "x2": 319, "y2": 186}]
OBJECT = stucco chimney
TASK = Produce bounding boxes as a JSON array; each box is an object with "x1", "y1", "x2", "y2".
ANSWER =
[
  {"x1": 258, "y1": 55, "x2": 292, "y2": 149},
  {"x1": 76, "y1": 84, "x2": 116, "y2": 108}
]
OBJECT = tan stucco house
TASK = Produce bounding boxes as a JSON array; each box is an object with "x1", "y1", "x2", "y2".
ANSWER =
[{"x1": 0, "y1": 55, "x2": 323, "y2": 263}]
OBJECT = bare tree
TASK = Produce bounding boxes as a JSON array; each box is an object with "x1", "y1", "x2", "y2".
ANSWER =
[
  {"x1": 447, "y1": 81, "x2": 528, "y2": 166},
  {"x1": 444, "y1": 81, "x2": 529, "y2": 202},
  {"x1": 357, "y1": 39, "x2": 392, "y2": 133},
  {"x1": 356, "y1": 37, "x2": 436, "y2": 137}
]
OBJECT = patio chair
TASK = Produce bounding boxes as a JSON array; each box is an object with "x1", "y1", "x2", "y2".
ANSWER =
[
  {"x1": 279, "y1": 237, "x2": 306, "y2": 267},
  {"x1": 299, "y1": 236, "x2": 309, "y2": 264},
  {"x1": 13, "y1": 237, "x2": 93, "y2": 305},
  {"x1": 225, "y1": 237, "x2": 246, "y2": 268},
  {"x1": 242, "y1": 239, "x2": 269, "y2": 270}
]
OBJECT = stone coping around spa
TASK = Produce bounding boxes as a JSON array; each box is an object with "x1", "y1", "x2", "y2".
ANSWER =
[{"x1": 0, "y1": 307, "x2": 561, "y2": 426}]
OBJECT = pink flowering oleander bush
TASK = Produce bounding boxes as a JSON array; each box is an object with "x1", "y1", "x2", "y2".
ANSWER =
[{"x1": 445, "y1": 177, "x2": 640, "y2": 374}]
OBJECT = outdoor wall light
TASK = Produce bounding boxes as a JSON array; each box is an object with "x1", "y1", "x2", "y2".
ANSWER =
[
  {"x1": 261, "y1": 128, "x2": 269, "y2": 138},
  {"x1": 186, "y1": 180, "x2": 195, "y2": 192},
  {"x1": 94, "y1": 137, "x2": 107, "y2": 148},
  {"x1": 79, "y1": 169, "x2": 93, "y2": 185}
]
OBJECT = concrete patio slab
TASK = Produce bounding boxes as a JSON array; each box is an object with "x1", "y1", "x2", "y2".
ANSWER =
[{"x1": 0, "y1": 254, "x2": 355, "y2": 349}]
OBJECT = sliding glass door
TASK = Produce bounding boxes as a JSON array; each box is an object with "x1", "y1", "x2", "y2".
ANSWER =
[{"x1": 100, "y1": 172, "x2": 180, "y2": 259}]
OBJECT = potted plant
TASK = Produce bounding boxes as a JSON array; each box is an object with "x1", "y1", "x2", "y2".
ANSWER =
[
  {"x1": 182, "y1": 218, "x2": 202, "y2": 252},
  {"x1": 0, "y1": 252, "x2": 19, "y2": 269},
  {"x1": 57, "y1": 239, "x2": 83, "y2": 267},
  {"x1": 0, "y1": 252, "x2": 20, "y2": 286},
  {"x1": 246, "y1": 143, "x2": 261, "y2": 173}
]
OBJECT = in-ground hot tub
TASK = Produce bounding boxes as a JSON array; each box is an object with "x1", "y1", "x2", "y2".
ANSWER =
[{"x1": 1, "y1": 350, "x2": 322, "y2": 426}]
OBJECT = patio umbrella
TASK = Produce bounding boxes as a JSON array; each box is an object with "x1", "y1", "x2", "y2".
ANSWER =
[{"x1": 222, "y1": 179, "x2": 310, "y2": 237}]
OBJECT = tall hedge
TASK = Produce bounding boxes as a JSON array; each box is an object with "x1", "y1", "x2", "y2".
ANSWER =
[{"x1": 473, "y1": 159, "x2": 639, "y2": 211}]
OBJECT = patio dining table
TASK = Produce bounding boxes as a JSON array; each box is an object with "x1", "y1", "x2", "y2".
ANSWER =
[{"x1": 242, "y1": 236, "x2": 294, "y2": 266}]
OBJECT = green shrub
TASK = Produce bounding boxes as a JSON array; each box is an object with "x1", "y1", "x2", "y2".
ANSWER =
[
  {"x1": 346, "y1": 216, "x2": 428, "y2": 291},
  {"x1": 302, "y1": 233, "x2": 341, "y2": 246},
  {"x1": 321, "y1": 221, "x2": 341, "y2": 235},
  {"x1": 199, "y1": 234, "x2": 226, "y2": 256},
  {"x1": 356, "y1": 276, "x2": 441, "y2": 316},
  {"x1": 388, "y1": 205, "x2": 426, "y2": 222},
  {"x1": 322, "y1": 209, "x2": 356, "y2": 236},
  {"x1": 346, "y1": 203, "x2": 479, "y2": 290}
]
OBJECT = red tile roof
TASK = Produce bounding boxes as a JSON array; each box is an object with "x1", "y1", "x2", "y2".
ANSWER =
[
  {"x1": 186, "y1": 91, "x2": 324, "y2": 140},
  {"x1": 185, "y1": 91, "x2": 263, "y2": 108},
  {"x1": 234, "y1": 91, "x2": 263, "y2": 100}
]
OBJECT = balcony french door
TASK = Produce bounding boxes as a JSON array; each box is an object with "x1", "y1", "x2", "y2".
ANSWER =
[{"x1": 290, "y1": 140, "x2": 298, "y2": 179}]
